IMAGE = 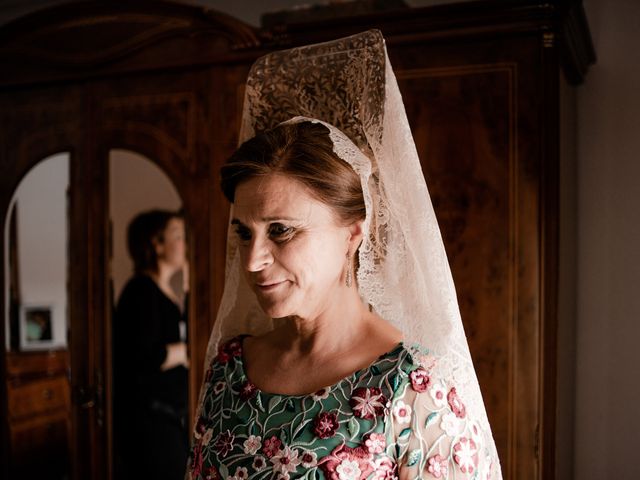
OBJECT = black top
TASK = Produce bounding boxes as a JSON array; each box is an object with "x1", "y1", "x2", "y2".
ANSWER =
[{"x1": 113, "y1": 274, "x2": 188, "y2": 417}]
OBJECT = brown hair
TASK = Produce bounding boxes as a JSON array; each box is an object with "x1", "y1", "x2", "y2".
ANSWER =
[
  {"x1": 127, "y1": 209, "x2": 183, "y2": 274},
  {"x1": 221, "y1": 121, "x2": 365, "y2": 225}
]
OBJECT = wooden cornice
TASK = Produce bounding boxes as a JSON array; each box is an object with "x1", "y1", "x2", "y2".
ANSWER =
[
  {"x1": 0, "y1": 0, "x2": 594, "y2": 88},
  {"x1": 260, "y1": 0, "x2": 595, "y2": 85},
  {"x1": 0, "y1": 0, "x2": 262, "y2": 88}
]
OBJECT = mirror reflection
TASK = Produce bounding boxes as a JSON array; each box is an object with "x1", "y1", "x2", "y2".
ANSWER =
[
  {"x1": 4, "y1": 152, "x2": 71, "y2": 480},
  {"x1": 109, "y1": 149, "x2": 190, "y2": 480}
]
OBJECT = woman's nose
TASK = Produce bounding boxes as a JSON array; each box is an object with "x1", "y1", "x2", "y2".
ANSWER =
[{"x1": 243, "y1": 237, "x2": 274, "y2": 272}]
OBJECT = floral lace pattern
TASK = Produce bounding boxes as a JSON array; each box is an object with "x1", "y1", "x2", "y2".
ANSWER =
[{"x1": 187, "y1": 337, "x2": 496, "y2": 480}]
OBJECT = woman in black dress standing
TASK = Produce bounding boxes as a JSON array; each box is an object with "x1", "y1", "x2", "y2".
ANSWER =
[{"x1": 113, "y1": 209, "x2": 190, "y2": 479}]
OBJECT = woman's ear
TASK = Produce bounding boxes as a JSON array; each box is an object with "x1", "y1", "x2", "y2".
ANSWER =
[{"x1": 347, "y1": 219, "x2": 364, "y2": 254}]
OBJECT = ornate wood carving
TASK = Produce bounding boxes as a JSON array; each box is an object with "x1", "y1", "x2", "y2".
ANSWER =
[{"x1": 100, "y1": 92, "x2": 197, "y2": 173}]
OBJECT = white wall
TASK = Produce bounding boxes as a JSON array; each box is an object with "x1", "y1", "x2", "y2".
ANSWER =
[
  {"x1": 4, "y1": 153, "x2": 69, "y2": 350},
  {"x1": 575, "y1": 1, "x2": 640, "y2": 478}
]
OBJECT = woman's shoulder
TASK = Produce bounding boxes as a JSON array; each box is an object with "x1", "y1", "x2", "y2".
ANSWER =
[{"x1": 120, "y1": 273, "x2": 155, "y2": 294}]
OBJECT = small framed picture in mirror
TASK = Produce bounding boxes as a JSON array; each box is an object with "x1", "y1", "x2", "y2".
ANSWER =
[{"x1": 20, "y1": 304, "x2": 55, "y2": 350}]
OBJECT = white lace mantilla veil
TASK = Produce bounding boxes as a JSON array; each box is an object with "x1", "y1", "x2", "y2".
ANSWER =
[{"x1": 198, "y1": 29, "x2": 502, "y2": 477}]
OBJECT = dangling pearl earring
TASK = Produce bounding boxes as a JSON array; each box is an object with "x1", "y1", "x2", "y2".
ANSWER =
[{"x1": 345, "y1": 252, "x2": 352, "y2": 288}]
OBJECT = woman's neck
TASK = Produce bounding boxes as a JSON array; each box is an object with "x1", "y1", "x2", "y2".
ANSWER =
[
  {"x1": 273, "y1": 284, "x2": 373, "y2": 359},
  {"x1": 145, "y1": 265, "x2": 180, "y2": 306}
]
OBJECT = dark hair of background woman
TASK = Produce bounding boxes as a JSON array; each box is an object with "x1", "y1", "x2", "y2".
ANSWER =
[{"x1": 127, "y1": 209, "x2": 184, "y2": 274}]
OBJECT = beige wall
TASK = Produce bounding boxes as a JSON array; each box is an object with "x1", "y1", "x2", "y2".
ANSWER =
[
  {"x1": 109, "y1": 149, "x2": 182, "y2": 302},
  {"x1": 575, "y1": 1, "x2": 640, "y2": 478}
]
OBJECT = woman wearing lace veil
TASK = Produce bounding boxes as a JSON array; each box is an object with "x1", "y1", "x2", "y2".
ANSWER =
[{"x1": 187, "y1": 30, "x2": 502, "y2": 480}]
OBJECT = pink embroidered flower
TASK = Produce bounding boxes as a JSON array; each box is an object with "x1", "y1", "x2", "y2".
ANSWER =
[
  {"x1": 190, "y1": 444, "x2": 204, "y2": 477},
  {"x1": 204, "y1": 465, "x2": 221, "y2": 480},
  {"x1": 409, "y1": 367, "x2": 431, "y2": 392},
  {"x1": 213, "y1": 381, "x2": 226, "y2": 395},
  {"x1": 429, "y1": 383, "x2": 447, "y2": 408},
  {"x1": 314, "y1": 411, "x2": 340, "y2": 439},
  {"x1": 392, "y1": 400, "x2": 412, "y2": 424},
  {"x1": 216, "y1": 337, "x2": 243, "y2": 364},
  {"x1": 371, "y1": 456, "x2": 397, "y2": 480},
  {"x1": 312, "y1": 387, "x2": 331, "y2": 401},
  {"x1": 243, "y1": 435, "x2": 262, "y2": 454},
  {"x1": 426, "y1": 454, "x2": 448, "y2": 478},
  {"x1": 262, "y1": 435, "x2": 283, "y2": 458},
  {"x1": 225, "y1": 338, "x2": 243, "y2": 357},
  {"x1": 216, "y1": 344, "x2": 230, "y2": 364},
  {"x1": 232, "y1": 466, "x2": 249, "y2": 479},
  {"x1": 252, "y1": 456, "x2": 267, "y2": 471},
  {"x1": 453, "y1": 437, "x2": 479, "y2": 474},
  {"x1": 350, "y1": 387, "x2": 387, "y2": 419},
  {"x1": 364, "y1": 432, "x2": 386, "y2": 454},
  {"x1": 318, "y1": 444, "x2": 374, "y2": 480},
  {"x1": 469, "y1": 420, "x2": 482, "y2": 445},
  {"x1": 213, "y1": 430, "x2": 235, "y2": 457},
  {"x1": 239, "y1": 380, "x2": 257, "y2": 400},
  {"x1": 447, "y1": 387, "x2": 466, "y2": 418},
  {"x1": 440, "y1": 412, "x2": 464, "y2": 436},
  {"x1": 270, "y1": 446, "x2": 301, "y2": 475},
  {"x1": 194, "y1": 417, "x2": 207, "y2": 439},
  {"x1": 338, "y1": 460, "x2": 364, "y2": 480},
  {"x1": 300, "y1": 450, "x2": 318, "y2": 468}
]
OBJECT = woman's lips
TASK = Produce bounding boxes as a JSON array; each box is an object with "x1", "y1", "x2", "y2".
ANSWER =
[{"x1": 256, "y1": 281, "x2": 287, "y2": 292}]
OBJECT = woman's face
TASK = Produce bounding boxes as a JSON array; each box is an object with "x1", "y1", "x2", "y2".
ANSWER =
[
  {"x1": 157, "y1": 217, "x2": 186, "y2": 273},
  {"x1": 233, "y1": 174, "x2": 356, "y2": 320}
]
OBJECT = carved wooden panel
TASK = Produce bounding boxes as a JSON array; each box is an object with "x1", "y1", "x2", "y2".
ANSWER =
[{"x1": 99, "y1": 92, "x2": 197, "y2": 173}]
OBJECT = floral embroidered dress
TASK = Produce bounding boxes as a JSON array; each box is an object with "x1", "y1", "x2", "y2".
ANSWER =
[{"x1": 187, "y1": 337, "x2": 496, "y2": 480}]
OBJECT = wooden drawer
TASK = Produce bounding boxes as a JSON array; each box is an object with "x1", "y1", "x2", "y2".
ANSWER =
[
  {"x1": 7, "y1": 375, "x2": 70, "y2": 420},
  {"x1": 9, "y1": 410, "x2": 70, "y2": 477}
]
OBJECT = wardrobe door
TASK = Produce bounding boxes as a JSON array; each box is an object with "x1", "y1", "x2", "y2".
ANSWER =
[{"x1": 0, "y1": 86, "x2": 97, "y2": 479}]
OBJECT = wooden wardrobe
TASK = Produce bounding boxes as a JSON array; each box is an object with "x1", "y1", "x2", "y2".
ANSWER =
[{"x1": 0, "y1": 1, "x2": 593, "y2": 478}]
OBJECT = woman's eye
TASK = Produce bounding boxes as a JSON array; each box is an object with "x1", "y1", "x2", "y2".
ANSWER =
[
  {"x1": 269, "y1": 224, "x2": 294, "y2": 240},
  {"x1": 234, "y1": 227, "x2": 251, "y2": 241}
]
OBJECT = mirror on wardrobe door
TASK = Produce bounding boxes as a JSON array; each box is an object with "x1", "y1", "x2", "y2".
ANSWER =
[
  {"x1": 4, "y1": 152, "x2": 71, "y2": 480},
  {"x1": 109, "y1": 149, "x2": 190, "y2": 480}
]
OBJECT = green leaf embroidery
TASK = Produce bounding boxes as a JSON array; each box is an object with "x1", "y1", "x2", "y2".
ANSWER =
[
  {"x1": 268, "y1": 396, "x2": 282, "y2": 412},
  {"x1": 219, "y1": 464, "x2": 229, "y2": 479},
  {"x1": 280, "y1": 429, "x2": 289, "y2": 445},
  {"x1": 399, "y1": 427, "x2": 412, "y2": 439},
  {"x1": 393, "y1": 375, "x2": 401, "y2": 392},
  {"x1": 347, "y1": 416, "x2": 360, "y2": 440},
  {"x1": 255, "y1": 394, "x2": 265, "y2": 412},
  {"x1": 370, "y1": 365, "x2": 382, "y2": 376},
  {"x1": 425, "y1": 412, "x2": 438, "y2": 427},
  {"x1": 285, "y1": 398, "x2": 296, "y2": 412},
  {"x1": 407, "y1": 449, "x2": 421, "y2": 467}
]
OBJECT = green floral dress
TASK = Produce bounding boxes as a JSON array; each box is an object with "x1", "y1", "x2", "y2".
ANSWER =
[{"x1": 187, "y1": 336, "x2": 497, "y2": 480}]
